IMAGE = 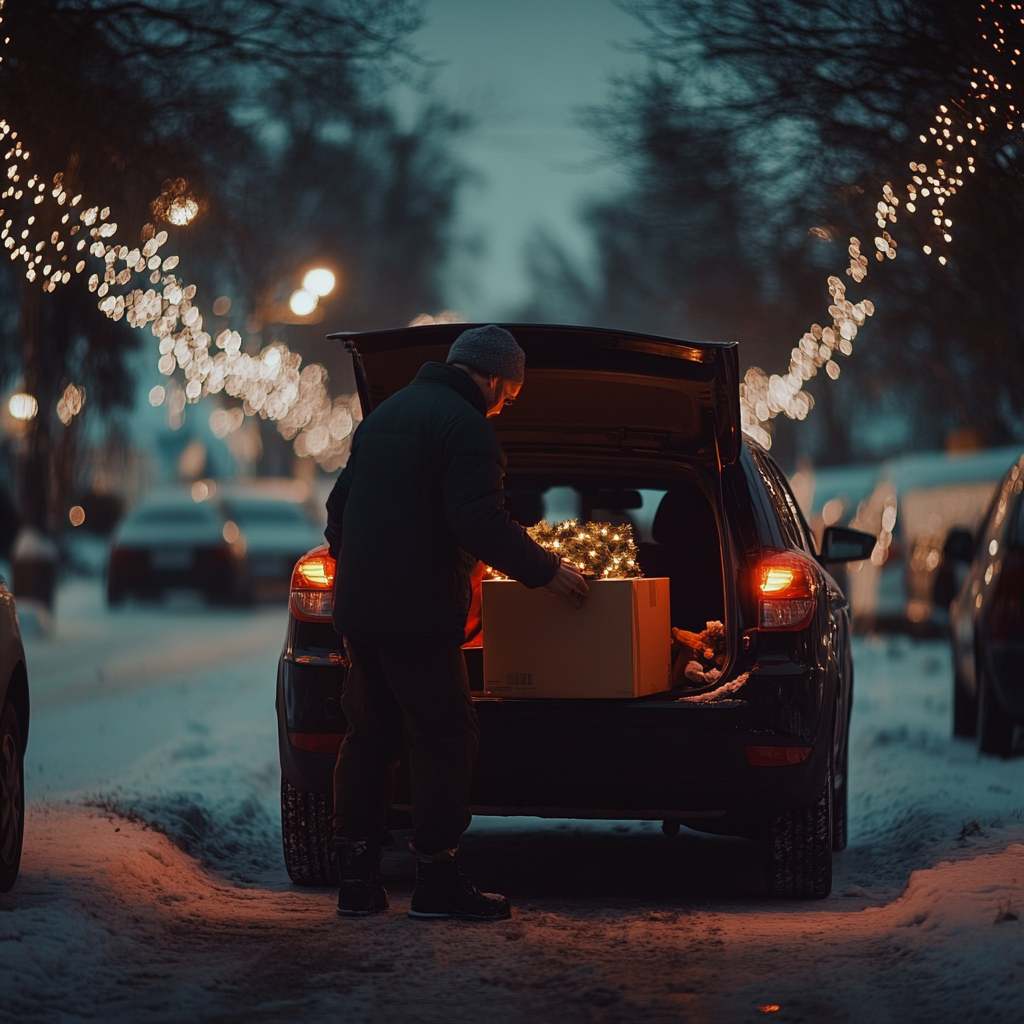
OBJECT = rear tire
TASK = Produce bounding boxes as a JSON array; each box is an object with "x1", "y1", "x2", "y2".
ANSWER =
[
  {"x1": 0, "y1": 699, "x2": 25, "y2": 893},
  {"x1": 977, "y1": 664, "x2": 1015, "y2": 757},
  {"x1": 832, "y1": 738, "x2": 849, "y2": 852},
  {"x1": 763, "y1": 756, "x2": 833, "y2": 899},
  {"x1": 952, "y1": 668, "x2": 978, "y2": 738},
  {"x1": 281, "y1": 777, "x2": 338, "y2": 886}
]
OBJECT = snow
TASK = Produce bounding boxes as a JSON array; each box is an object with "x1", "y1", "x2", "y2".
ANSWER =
[{"x1": 3, "y1": 581, "x2": 1024, "y2": 1022}]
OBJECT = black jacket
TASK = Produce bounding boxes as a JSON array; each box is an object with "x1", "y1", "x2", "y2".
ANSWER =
[{"x1": 325, "y1": 362, "x2": 559, "y2": 646}]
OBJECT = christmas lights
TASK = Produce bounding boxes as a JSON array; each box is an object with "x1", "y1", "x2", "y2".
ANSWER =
[{"x1": 738, "y1": 1, "x2": 1024, "y2": 450}]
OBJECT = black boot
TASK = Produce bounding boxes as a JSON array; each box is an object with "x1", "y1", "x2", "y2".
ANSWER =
[
  {"x1": 336, "y1": 840, "x2": 389, "y2": 917},
  {"x1": 408, "y1": 848, "x2": 511, "y2": 920}
]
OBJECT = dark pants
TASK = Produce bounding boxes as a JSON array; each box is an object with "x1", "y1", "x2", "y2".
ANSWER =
[{"x1": 333, "y1": 638, "x2": 480, "y2": 855}]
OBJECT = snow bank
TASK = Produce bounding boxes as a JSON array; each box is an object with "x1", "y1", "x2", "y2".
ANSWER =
[
  {"x1": 2, "y1": 803, "x2": 1022, "y2": 1023},
  {"x1": 5, "y1": 583, "x2": 1023, "y2": 1021}
]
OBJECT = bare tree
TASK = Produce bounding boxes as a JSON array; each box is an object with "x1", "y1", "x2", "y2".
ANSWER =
[
  {"x1": 524, "y1": 0, "x2": 1024, "y2": 461},
  {"x1": 0, "y1": 0, "x2": 467, "y2": 531}
]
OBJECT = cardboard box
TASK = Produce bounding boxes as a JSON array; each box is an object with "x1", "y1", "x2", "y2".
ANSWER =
[{"x1": 481, "y1": 577, "x2": 671, "y2": 698}]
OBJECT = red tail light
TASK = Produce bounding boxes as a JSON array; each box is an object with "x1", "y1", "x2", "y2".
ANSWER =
[
  {"x1": 290, "y1": 546, "x2": 336, "y2": 622},
  {"x1": 756, "y1": 552, "x2": 817, "y2": 630},
  {"x1": 989, "y1": 547, "x2": 1024, "y2": 640},
  {"x1": 746, "y1": 745, "x2": 812, "y2": 766}
]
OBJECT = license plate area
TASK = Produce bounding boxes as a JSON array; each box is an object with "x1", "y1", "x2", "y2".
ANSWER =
[{"x1": 151, "y1": 547, "x2": 194, "y2": 570}]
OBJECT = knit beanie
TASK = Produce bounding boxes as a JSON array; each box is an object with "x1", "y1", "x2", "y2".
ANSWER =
[{"x1": 446, "y1": 325, "x2": 525, "y2": 383}]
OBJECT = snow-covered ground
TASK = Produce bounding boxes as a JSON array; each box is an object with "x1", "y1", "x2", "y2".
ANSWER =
[{"x1": 2, "y1": 581, "x2": 1023, "y2": 1022}]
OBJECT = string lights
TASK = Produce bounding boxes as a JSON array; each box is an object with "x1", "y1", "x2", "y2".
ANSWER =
[
  {"x1": 739, "y1": 1, "x2": 1023, "y2": 450},
  {"x1": 1, "y1": 0, "x2": 1020, "y2": 461},
  {"x1": 488, "y1": 520, "x2": 641, "y2": 580},
  {"x1": 0, "y1": 0, "x2": 359, "y2": 469}
]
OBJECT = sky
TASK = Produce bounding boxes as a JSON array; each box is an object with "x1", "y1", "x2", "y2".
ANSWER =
[{"x1": 405, "y1": 0, "x2": 647, "y2": 319}]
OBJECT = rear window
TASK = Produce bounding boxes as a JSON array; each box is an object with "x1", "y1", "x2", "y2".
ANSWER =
[
  {"x1": 130, "y1": 505, "x2": 218, "y2": 526},
  {"x1": 750, "y1": 449, "x2": 811, "y2": 552},
  {"x1": 226, "y1": 501, "x2": 310, "y2": 527}
]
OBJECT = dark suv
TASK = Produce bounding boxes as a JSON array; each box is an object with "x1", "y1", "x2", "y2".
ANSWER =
[
  {"x1": 275, "y1": 324, "x2": 874, "y2": 898},
  {"x1": 949, "y1": 452, "x2": 1024, "y2": 756}
]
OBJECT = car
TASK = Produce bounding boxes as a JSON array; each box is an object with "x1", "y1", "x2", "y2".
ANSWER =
[
  {"x1": 0, "y1": 571, "x2": 29, "y2": 891},
  {"x1": 845, "y1": 446, "x2": 1022, "y2": 632},
  {"x1": 948, "y1": 453, "x2": 1024, "y2": 756},
  {"x1": 106, "y1": 486, "x2": 249, "y2": 605},
  {"x1": 275, "y1": 323, "x2": 875, "y2": 899},
  {"x1": 221, "y1": 482, "x2": 324, "y2": 599}
]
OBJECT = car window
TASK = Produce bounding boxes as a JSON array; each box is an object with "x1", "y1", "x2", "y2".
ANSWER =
[
  {"x1": 751, "y1": 449, "x2": 810, "y2": 552},
  {"x1": 131, "y1": 505, "x2": 218, "y2": 526},
  {"x1": 226, "y1": 501, "x2": 310, "y2": 527},
  {"x1": 1008, "y1": 471, "x2": 1024, "y2": 544},
  {"x1": 983, "y1": 462, "x2": 1024, "y2": 549}
]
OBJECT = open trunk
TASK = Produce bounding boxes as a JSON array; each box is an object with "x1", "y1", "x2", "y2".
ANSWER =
[{"x1": 332, "y1": 322, "x2": 741, "y2": 698}]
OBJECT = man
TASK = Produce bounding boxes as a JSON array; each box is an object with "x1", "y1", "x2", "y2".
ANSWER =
[{"x1": 325, "y1": 324, "x2": 588, "y2": 920}]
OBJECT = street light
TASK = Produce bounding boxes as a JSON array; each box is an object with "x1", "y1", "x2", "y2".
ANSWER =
[
  {"x1": 303, "y1": 268, "x2": 335, "y2": 297},
  {"x1": 8, "y1": 393, "x2": 38, "y2": 420},
  {"x1": 288, "y1": 288, "x2": 319, "y2": 316},
  {"x1": 288, "y1": 267, "x2": 336, "y2": 318}
]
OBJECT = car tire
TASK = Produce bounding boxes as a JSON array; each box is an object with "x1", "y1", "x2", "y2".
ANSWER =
[
  {"x1": 0, "y1": 699, "x2": 25, "y2": 893},
  {"x1": 832, "y1": 737, "x2": 849, "y2": 852},
  {"x1": 977, "y1": 663, "x2": 1015, "y2": 757},
  {"x1": 107, "y1": 580, "x2": 125, "y2": 606},
  {"x1": 281, "y1": 777, "x2": 338, "y2": 887},
  {"x1": 952, "y1": 668, "x2": 978, "y2": 738},
  {"x1": 763, "y1": 756, "x2": 833, "y2": 899}
]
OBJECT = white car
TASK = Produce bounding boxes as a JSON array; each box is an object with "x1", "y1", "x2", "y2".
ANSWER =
[{"x1": 222, "y1": 482, "x2": 324, "y2": 598}]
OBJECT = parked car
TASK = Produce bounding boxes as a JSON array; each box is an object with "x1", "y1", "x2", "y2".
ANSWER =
[
  {"x1": 275, "y1": 323, "x2": 875, "y2": 899},
  {"x1": 106, "y1": 487, "x2": 248, "y2": 605},
  {"x1": 0, "y1": 572, "x2": 29, "y2": 891},
  {"x1": 845, "y1": 446, "x2": 1022, "y2": 631},
  {"x1": 949, "y1": 453, "x2": 1024, "y2": 756},
  {"x1": 221, "y1": 482, "x2": 324, "y2": 598}
]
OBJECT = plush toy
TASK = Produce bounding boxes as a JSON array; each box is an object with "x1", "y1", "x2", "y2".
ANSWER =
[{"x1": 672, "y1": 620, "x2": 727, "y2": 688}]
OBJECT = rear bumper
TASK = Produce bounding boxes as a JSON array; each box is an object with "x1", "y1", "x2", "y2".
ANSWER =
[
  {"x1": 277, "y1": 655, "x2": 832, "y2": 823},
  {"x1": 108, "y1": 545, "x2": 245, "y2": 595}
]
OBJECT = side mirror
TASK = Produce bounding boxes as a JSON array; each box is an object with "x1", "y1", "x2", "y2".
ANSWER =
[
  {"x1": 821, "y1": 526, "x2": 875, "y2": 563},
  {"x1": 943, "y1": 527, "x2": 975, "y2": 564}
]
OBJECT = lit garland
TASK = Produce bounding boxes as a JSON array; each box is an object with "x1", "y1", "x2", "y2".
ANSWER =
[
  {"x1": 1, "y1": 0, "x2": 1021, "y2": 460},
  {"x1": 739, "y1": 1, "x2": 1024, "y2": 450},
  {"x1": 0, "y1": 0, "x2": 359, "y2": 469},
  {"x1": 502, "y1": 520, "x2": 642, "y2": 579}
]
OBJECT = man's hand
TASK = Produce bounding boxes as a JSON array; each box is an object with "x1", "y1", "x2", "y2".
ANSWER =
[{"x1": 543, "y1": 560, "x2": 590, "y2": 607}]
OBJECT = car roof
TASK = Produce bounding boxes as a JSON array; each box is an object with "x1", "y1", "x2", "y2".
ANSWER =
[
  {"x1": 130, "y1": 488, "x2": 221, "y2": 511},
  {"x1": 218, "y1": 478, "x2": 311, "y2": 503},
  {"x1": 877, "y1": 445, "x2": 1024, "y2": 494}
]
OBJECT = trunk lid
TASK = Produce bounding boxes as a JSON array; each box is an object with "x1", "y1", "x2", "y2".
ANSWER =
[{"x1": 330, "y1": 323, "x2": 741, "y2": 466}]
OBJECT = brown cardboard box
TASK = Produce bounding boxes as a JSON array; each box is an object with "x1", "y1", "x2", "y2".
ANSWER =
[{"x1": 481, "y1": 577, "x2": 671, "y2": 698}]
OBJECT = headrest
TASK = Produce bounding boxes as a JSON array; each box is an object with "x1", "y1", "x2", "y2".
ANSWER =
[{"x1": 651, "y1": 484, "x2": 717, "y2": 545}]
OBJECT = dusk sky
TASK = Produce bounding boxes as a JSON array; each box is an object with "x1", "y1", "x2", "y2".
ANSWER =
[{"x1": 408, "y1": 0, "x2": 645, "y2": 319}]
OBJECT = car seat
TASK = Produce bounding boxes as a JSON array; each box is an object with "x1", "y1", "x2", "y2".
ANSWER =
[{"x1": 637, "y1": 484, "x2": 725, "y2": 630}]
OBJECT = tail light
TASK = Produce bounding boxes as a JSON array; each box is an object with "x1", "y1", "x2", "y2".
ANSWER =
[
  {"x1": 989, "y1": 546, "x2": 1024, "y2": 640},
  {"x1": 756, "y1": 551, "x2": 818, "y2": 630},
  {"x1": 290, "y1": 546, "x2": 336, "y2": 622}
]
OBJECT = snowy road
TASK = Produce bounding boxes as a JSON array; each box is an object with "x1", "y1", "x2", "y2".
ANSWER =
[{"x1": 2, "y1": 581, "x2": 1023, "y2": 1023}]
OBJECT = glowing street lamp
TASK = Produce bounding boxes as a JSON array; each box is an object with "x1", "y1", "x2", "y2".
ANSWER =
[
  {"x1": 8, "y1": 393, "x2": 38, "y2": 421},
  {"x1": 287, "y1": 268, "x2": 335, "y2": 318},
  {"x1": 288, "y1": 288, "x2": 319, "y2": 316},
  {"x1": 303, "y1": 268, "x2": 336, "y2": 297}
]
